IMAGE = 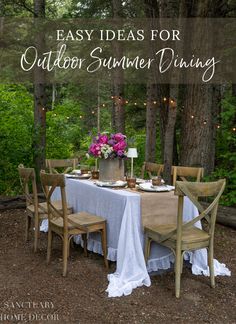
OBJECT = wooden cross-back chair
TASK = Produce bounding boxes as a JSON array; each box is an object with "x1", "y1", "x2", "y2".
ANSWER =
[
  {"x1": 18, "y1": 164, "x2": 73, "y2": 252},
  {"x1": 144, "y1": 179, "x2": 226, "y2": 298},
  {"x1": 40, "y1": 171, "x2": 108, "y2": 276},
  {"x1": 18, "y1": 164, "x2": 49, "y2": 252},
  {"x1": 172, "y1": 166, "x2": 204, "y2": 186},
  {"x1": 46, "y1": 158, "x2": 78, "y2": 174},
  {"x1": 141, "y1": 162, "x2": 164, "y2": 179}
]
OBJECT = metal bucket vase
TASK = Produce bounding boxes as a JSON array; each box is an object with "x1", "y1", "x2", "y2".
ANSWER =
[{"x1": 99, "y1": 158, "x2": 124, "y2": 182}]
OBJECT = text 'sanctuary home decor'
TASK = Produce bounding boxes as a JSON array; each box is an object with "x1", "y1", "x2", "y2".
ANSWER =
[{"x1": 89, "y1": 133, "x2": 127, "y2": 181}]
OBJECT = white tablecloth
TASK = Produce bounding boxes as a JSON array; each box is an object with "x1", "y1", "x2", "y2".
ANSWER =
[{"x1": 40, "y1": 178, "x2": 231, "y2": 297}]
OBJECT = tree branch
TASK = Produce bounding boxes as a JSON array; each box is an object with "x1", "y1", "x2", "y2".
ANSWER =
[{"x1": 15, "y1": 0, "x2": 36, "y2": 16}]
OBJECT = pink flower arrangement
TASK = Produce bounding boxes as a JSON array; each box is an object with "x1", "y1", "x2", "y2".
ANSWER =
[{"x1": 89, "y1": 133, "x2": 127, "y2": 159}]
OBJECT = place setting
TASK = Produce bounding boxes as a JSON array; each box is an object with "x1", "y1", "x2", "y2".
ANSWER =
[
  {"x1": 138, "y1": 176, "x2": 175, "y2": 192},
  {"x1": 65, "y1": 171, "x2": 91, "y2": 180}
]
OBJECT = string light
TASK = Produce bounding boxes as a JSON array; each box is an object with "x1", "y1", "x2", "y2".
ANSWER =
[
  {"x1": 79, "y1": 115, "x2": 83, "y2": 119},
  {"x1": 233, "y1": 127, "x2": 236, "y2": 132},
  {"x1": 191, "y1": 115, "x2": 195, "y2": 119},
  {"x1": 203, "y1": 120, "x2": 207, "y2": 125},
  {"x1": 163, "y1": 97, "x2": 167, "y2": 102},
  {"x1": 216, "y1": 125, "x2": 220, "y2": 129},
  {"x1": 92, "y1": 110, "x2": 95, "y2": 114}
]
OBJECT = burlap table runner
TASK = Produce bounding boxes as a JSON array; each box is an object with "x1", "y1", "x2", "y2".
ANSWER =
[{"x1": 126, "y1": 188, "x2": 178, "y2": 227}]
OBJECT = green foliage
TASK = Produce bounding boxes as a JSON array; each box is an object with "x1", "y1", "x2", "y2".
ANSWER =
[
  {"x1": 0, "y1": 84, "x2": 33, "y2": 194},
  {"x1": 46, "y1": 98, "x2": 82, "y2": 159},
  {"x1": 208, "y1": 92, "x2": 236, "y2": 206}
]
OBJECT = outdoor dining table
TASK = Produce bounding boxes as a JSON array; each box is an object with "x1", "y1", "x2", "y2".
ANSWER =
[{"x1": 41, "y1": 177, "x2": 231, "y2": 297}]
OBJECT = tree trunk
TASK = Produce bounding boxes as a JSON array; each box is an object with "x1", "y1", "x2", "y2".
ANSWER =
[
  {"x1": 232, "y1": 84, "x2": 236, "y2": 97},
  {"x1": 145, "y1": 84, "x2": 158, "y2": 162},
  {"x1": 33, "y1": 0, "x2": 46, "y2": 184},
  {"x1": 180, "y1": 84, "x2": 215, "y2": 174},
  {"x1": 163, "y1": 87, "x2": 178, "y2": 184},
  {"x1": 158, "y1": 1, "x2": 180, "y2": 181},
  {"x1": 111, "y1": 0, "x2": 125, "y2": 133},
  {"x1": 179, "y1": 0, "x2": 223, "y2": 175},
  {"x1": 144, "y1": 0, "x2": 159, "y2": 162}
]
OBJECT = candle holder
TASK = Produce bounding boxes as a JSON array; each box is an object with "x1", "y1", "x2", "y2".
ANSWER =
[
  {"x1": 152, "y1": 176, "x2": 162, "y2": 187},
  {"x1": 127, "y1": 177, "x2": 136, "y2": 189},
  {"x1": 91, "y1": 170, "x2": 99, "y2": 180},
  {"x1": 127, "y1": 148, "x2": 138, "y2": 178}
]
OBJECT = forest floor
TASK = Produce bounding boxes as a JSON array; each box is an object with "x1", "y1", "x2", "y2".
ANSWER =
[{"x1": 0, "y1": 208, "x2": 235, "y2": 324}]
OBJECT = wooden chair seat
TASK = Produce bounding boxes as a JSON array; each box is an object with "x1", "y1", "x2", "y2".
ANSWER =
[
  {"x1": 50, "y1": 212, "x2": 105, "y2": 229},
  {"x1": 26, "y1": 204, "x2": 47, "y2": 219},
  {"x1": 145, "y1": 224, "x2": 210, "y2": 245},
  {"x1": 69, "y1": 212, "x2": 106, "y2": 226},
  {"x1": 27, "y1": 201, "x2": 72, "y2": 215}
]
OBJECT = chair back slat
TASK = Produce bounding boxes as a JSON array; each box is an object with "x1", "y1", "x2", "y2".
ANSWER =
[
  {"x1": 40, "y1": 171, "x2": 68, "y2": 227},
  {"x1": 176, "y1": 179, "x2": 225, "y2": 231},
  {"x1": 173, "y1": 166, "x2": 204, "y2": 186},
  {"x1": 18, "y1": 164, "x2": 38, "y2": 209},
  {"x1": 141, "y1": 162, "x2": 164, "y2": 179},
  {"x1": 46, "y1": 158, "x2": 78, "y2": 174}
]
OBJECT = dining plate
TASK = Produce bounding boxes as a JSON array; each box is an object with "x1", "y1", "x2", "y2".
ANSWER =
[
  {"x1": 65, "y1": 174, "x2": 91, "y2": 179},
  {"x1": 71, "y1": 169, "x2": 82, "y2": 175},
  {"x1": 95, "y1": 180, "x2": 127, "y2": 188},
  {"x1": 136, "y1": 178, "x2": 146, "y2": 184},
  {"x1": 138, "y1": 182, "x2": 174, "y2": 192}
]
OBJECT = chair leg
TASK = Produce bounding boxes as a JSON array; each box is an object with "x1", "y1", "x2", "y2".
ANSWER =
[
  {"x1": 25, "y1": 215, "x2": 31, "y2": 242},
  {"x1": 144, "y1": 234, "x2": 151, "y2": 263},
  {"x1": 101, "y1": 224, "x2": 109, "y2": 269},
  {"x1": 175, "y1": 248, "x2": 182, "y2": 298},
  {"x1": 82, "y1": 234, "x2": 88, "y2": 257},
  {"x1": 34, "y1": 215, "x2": 39, "y2": 253},
  {"x1": 180, "y1": 252, "x2": 184, "y2": 274},
  {"x1": 68, "y1": 237, "x2": 71, "y2": 258},
  {"x1": 208, "y1": 244, "x2": 215, "y2": 288},
  {"x1": 47, "y1": 228, "x2": 52, "y2": 264},
  {"x1": 62, "y1": 236, "x2": 68, "y2": 277}
]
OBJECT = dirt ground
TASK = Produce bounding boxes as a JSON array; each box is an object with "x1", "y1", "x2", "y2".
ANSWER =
[{"x1": 0, "y1": 208, "x2": 235, "y2": 324}]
